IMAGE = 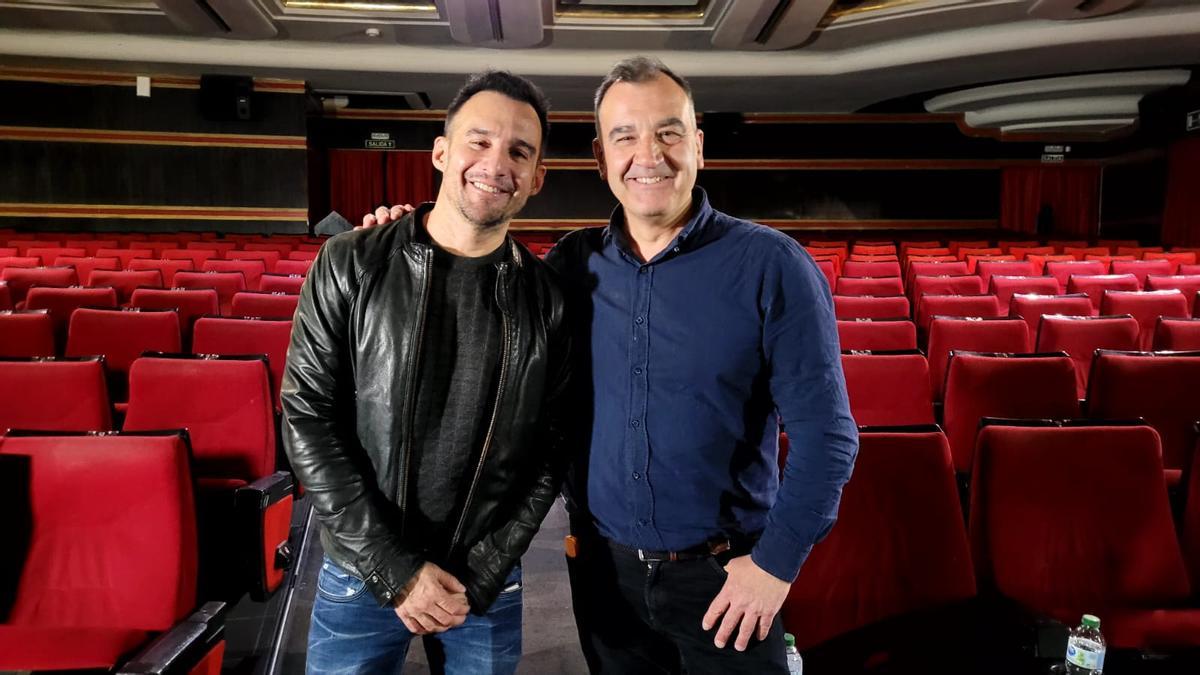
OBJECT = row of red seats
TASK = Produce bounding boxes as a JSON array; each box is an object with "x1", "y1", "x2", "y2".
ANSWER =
[
  {"x1": 0, "y1": 432, "x2": 228, "y2": 672},
  {"x1": 780, "y1": 423, "x2": 1200, "y2": 670},
  {"x1": 0, "y1": 258, "x2": 310, "y2": 298}
]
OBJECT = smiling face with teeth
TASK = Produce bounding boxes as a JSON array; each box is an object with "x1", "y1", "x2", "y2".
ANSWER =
[
  {"x1": 432, "y1": 90, "x2": 547, "y2": 233},
  {"x1": 594, "y1": 73, "x2": 704, "y2": 232}
]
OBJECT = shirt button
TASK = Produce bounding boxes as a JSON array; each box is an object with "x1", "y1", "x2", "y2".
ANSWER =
[
  {"x1": 638, "y1": 519, "x2": 649, "y2": 526},
  {"x1": 634, "y1": 367, "x2": 643, "y2": 375},
  {"x1": 673, "y1": 246, "x2": 680, "y2": 253},
  {"x1": 632, "y1": 472, "x2": 641, "y2": 480},
  {"x1": 639, "y1": 267, "x2": 648, "y2": 275},
  {"x1": 630, "y1": 419, "x2": 640, "y2": 428},
  {"x1": 635, "y1": 316, "x2": 644, "y2": 324}
]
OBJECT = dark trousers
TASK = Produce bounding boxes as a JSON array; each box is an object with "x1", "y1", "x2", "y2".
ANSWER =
[{"x1": 566, "y1": 535, "x2": 788, "y2": 674}]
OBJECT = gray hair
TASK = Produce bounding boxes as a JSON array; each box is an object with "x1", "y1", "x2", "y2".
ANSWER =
[{"x1": 592, "y1": 56, "x2": 694, "y2": 136}]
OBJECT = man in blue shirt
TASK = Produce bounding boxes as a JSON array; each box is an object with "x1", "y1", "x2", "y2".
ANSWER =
[{"x1": 544, "y1": 57, "x2": 858, "y2": 673}]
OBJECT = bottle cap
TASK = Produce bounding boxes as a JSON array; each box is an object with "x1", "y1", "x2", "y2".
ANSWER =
[
  {"x1": 1081, "y1": 614, "x2": 1100, "y2": 629},
  {"x1": 785, "y1": 633, "x2": 796, "y2": 647}
]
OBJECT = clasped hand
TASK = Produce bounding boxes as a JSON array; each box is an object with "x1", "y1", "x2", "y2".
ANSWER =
[{"x1": 393, "y1": 562, "x2": 470, "y2": 635}]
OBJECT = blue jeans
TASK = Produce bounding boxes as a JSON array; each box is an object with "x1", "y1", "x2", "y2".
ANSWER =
[{"x1": 306, "y1": 556, "x2": 522, "y2": 674}]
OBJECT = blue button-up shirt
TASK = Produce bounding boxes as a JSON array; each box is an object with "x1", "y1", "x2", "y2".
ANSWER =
[{"x1": 547, "y1": 188, "x2": 857, "y2": 582}]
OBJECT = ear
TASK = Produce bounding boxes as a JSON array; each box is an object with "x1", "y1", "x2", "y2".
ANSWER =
[
  {"x1": 695, "y1": 128, "x2": 705, "y2": 171},
  {"x1": 592, "y1": 137, "x2": 607, "y2": 181},
  {"x1": 431, "y1": 136, "x2": 448, "y2": 173},
  {"x1": 529, "y1": 162, "x2": 548, "y2": 197}
]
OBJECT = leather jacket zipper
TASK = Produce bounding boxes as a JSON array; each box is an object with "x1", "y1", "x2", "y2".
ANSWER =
[
  {"x1": 397, "y1": 246, "x2": 433, "y2": 537},
  {"x1": 449, "y1": 261, "x2": 511, "y2": 553}
]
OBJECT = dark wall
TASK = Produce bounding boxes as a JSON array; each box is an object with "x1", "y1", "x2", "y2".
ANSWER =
[
  {"x1": 0, "y1": 71, "x2": 309, "y2": 234},
  {"x1": 313, "y1": 111, "x2": 1153, "y2": 238}
]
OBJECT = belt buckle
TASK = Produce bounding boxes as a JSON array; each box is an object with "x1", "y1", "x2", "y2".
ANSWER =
[{"x1": 637, "y1": 549, "x2": 675, "y2": 562}]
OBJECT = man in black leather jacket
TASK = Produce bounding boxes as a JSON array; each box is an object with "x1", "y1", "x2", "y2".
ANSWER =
[{"x1": 281, "y1": 71, "x2": 571, "y2": 674}]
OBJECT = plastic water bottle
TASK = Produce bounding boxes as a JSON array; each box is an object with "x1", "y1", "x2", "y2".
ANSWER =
[
  {"x1": 784, "y1": 632, "x2": 804, "y2": 675},
  {"x1": 1065, "y1": 614, "x2": 1105, "y2": 674}
]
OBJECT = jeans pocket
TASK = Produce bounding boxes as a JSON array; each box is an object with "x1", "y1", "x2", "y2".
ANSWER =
[
  {"x1": 499, "y1": 564, "x2": 523, "y2": 595},
  {"x1": 316, "y1": 558, "x2": 370, "y2": 603},
  {"x1": 704, "y1": 556, "x2": 729, "y2": 578}
]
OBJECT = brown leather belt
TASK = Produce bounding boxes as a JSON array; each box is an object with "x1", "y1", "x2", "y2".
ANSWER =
[{"x1": 607, "y1": 538, "x2": 733, "y2": 563}]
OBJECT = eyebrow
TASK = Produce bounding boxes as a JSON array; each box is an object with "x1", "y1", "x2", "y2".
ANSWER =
[
  {"x1": 607, "y1": 124, "x2": 635, "y2": 141},
  {"x1": 466, "y1": 128, "x2": 491, "y2": 137},
  {"x1": 512, "y1": 138, "x2": 536, "y2": 155},
  {"x1": 606, "y1": 118, "x2": 688, "y2": 140},
  {"x1": 656, "y1": 117, "x2": 686, "y2": 129}
]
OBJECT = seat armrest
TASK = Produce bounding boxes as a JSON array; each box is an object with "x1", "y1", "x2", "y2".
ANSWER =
[{"x1": 117, "y1": 601, "x2": 228, "y2": 674}]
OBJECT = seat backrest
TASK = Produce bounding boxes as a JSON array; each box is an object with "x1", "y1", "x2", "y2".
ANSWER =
[
  {"x1": 836, "y1": 276, "x2": 903, "y2": 297},
  {"x1": 0, "y1": 432, "x2": 197, "y2": 632},
  {"x1": 1086, "y1": 350, "x2": 1200, "y2": 474},
  {"x1": 124, "y1": 355, "x2": 275, "y2": 481},
  {"x1": 976, "y1": 260, "x2": 1036, "y2": 288},
  {"x1": 1046, "y1": 260, "x2": 1106, "y2": 291},
  {"x1": 1111, "y1": 259, "x2": 1174, "y2": 288},
  {"x1": 258, "y1": 273, "x2": 306, "y2": 295},
  {"x1": 784, "y1": 426, "x2": 975, "y2": 651},
  {"x1": 52, "y1": 256, "x2": 121, "y2": 286},
  {"x1": 0, "y1": 280, "x2": 10, "y2": 311},
  {"x1": 162, "y1": 248, "x2": 216, "y2": 268},
  {"x1": 192, "y1": 316, "x2": 293, "y2": 411},
  {"x1": 230, "y1": 291, "x2": 300, "y2": 320},
  {"x1": 174, "y1": 271, "x2": 246, "y2": 313},
  {"x1": 202, "y1": 259, "x2": 266, "y2": 292},
  {"x1": 1145, "y1": 275, "x2": 1200, "y2": 315},
  {"x1": 24, "y1": 247, "x2": 85, "y2": 265},
  {"x1": 287, "y1": 250, "x2": 320, "y2": 262},
  {"x1": 88, "y1": 269, "x2": 163, "y2": 303},
  {"x1": 1144, "y1": 251, "x2": 1198, "y2": 273},
  {"x1": 66, "y1": 308, "x2": 181, "y2": 375},
  {"x1": 1154, "y1": 317, "x2": 1200, "y2": 351},
  {"x1": 94, "y1": 247, "x2": 153, "y2": 268},
  {"x1": 970, "y1": 422, "x2": 1190, "y2": 619},
  {"x1": 942, "y1": 352, "x2": 1078, "y2": 473},
  {"x1": 927, "y1": 317, "x2": 1030, "y2": 400},
  {"x1": 0, "y1": 357, "x2": 112, "y2": 432},
  {"x1": 243, "y1": 242, "x2": 293, "y2": 256},
  {"x1": 910, "y1": 275, "x2": 984, "y2": 302},
  {"x1": 226, "y1": 249, "x2": 281, "y2": 272},
  {"x1": 1008, "y1": 292, "x2": 1093, "y2": 335},
  {"x1": 840, "y1": 351, "x2": 935, "y2": 426},
  {"x1": 812, "y1": 258, "x2": 836, "y2": 289},
  {"x1": 129, "y1": 287, "x2": 220, "y2": 345},
  {"x1": 988, "y1": 275, "x2": 1060, "y2": 309},
  {"x1": 24, "y1": 286, "x2": 119, "y2": 339},
  {"x1": 186, "y1": 241, "x2": 237, "y2": 255},
  {"x1": 127, "y1": 258, "x2": 195, "y2": 286},
  {"x1": 906, "y1": 261, "x2": 969, "y2": 288},
  {"x1": 915, "y1": 294, "x2": 1002, "y2": 334},
  {"x1": 1065, "y1": 273, "x2": 1140, "y2": 311},
  {"x1": 1100, "y1": 290, "x2": 1190, "y2": 351},
  {"x1": 1008, "y1": 245, "x2": 1056, "y2": 260},
  {"x1": 833, "y1": 294, "x2": 910, "y2": 320},
  {"x1": 0, "y1": 310, "x2": 55, "y2": 358},
  {"x1": 0, "y1": 266, "x2": 78, "y2": 303},
  {"x1": 1063, "y1": 246, "x2": 1111, "y2": 260},
  {"x1": 1035, "y1": 315, "x2": 1139, "y2": 398},
  {"x1": 836, "y1": 319, "x2": 917, "y2": 352},
  {"x1": 842, "y1": 260, "x2": 901, "y2": 278},
  {"x1": 964, "y1": 254, "x2": 1015, "y2": 274}
]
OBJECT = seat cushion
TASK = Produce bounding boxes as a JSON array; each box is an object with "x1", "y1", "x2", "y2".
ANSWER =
[{"x1": 0, "y1": 627, "x2": 149, "y2": 670}]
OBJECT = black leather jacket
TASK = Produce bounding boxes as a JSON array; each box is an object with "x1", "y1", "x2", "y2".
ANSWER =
[{"x1": 281, "y1": 210, "x2": 571, "y2": 613}]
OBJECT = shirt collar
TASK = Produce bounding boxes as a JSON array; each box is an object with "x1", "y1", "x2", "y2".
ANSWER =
[{"x1": 604, "y1": 187, "x2": 713, "y2": 262}]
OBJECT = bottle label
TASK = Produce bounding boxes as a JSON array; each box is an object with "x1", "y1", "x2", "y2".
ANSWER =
[{"x1": 1067, "y1": 640, "x2": 1104, "y2": 669}]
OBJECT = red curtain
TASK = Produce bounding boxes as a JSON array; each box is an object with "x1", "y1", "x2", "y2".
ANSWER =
[
  {"x1": 328, "y1": 150, "x2": 386, "y2": 223},
  {"x1": 1162, "y1": 136, "x2": 1200, "y2": 247},
  {"x1": 385, "y1": 151, "x2": 435, "y2": 207},
  {"x1": 1001, "y1": 166, "x2": 1101, "y2": 236}
]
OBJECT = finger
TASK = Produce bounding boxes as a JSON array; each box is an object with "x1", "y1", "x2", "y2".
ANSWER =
[
  {"x1": 734, "y1": 613, "x2": 758, "y2": 652},
  {"x1": 714, "y1": 606, "x2": 742, "y2": 649},
  {"x1": 422, "y1": 604, "x2": 456, "y2": 629},
  {"x1": 436, "y1": 569, "x2": 467, "y2": 593},
  {"x1": 374, "y1": 206, "x2": 390, "y2": 224},
  {"x1": 757, "y1": 612, "x2": 774, "y2": 641},
  {"x1": 389, "y1": 205, "x2": 406, "y2": 219},
  {"x1": 396, "y1": 611, "x2": 425, "y2": 635},
  {"x1": 402, "y1": 203, "x2": 415, "y2": 212},
  {"x1": 411, "y1": 612, "x2": 439, "y2": 634},
  {"x1": 362, "y1": 213, "x2": 378, "y2": 228},
  {"x1": 437, "y1": 595, "x2": 470, "y2": 616},
  {"x1": 702, "y1": 591, "x2": 730, "y2": 631}
]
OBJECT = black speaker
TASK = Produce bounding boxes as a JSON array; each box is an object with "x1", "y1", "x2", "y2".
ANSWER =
[{"x1": 199, "y1": 74, "x2": 254, "y2": 121}]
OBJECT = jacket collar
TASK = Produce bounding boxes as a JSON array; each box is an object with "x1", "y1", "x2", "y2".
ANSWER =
[{"x1": 401, "y1": 202, "x2": 523, "y2": 270}]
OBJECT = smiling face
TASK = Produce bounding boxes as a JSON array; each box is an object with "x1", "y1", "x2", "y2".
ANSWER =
[
  {"x1": 593, "y1": 73, "x2": 704, "y2": 229},
  {"x1": 433, "y1": 90, "x2": 546, "y2": 232}
]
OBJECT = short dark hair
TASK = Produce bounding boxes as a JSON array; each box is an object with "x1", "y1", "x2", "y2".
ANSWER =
[
  {"x1": 593, "y1": 56, "x2": 694, "y2": 135},
  {"x1": 445, "y1": 71, "x2": 551, "y2": 157}
]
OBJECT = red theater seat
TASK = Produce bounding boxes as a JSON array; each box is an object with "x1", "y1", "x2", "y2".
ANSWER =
[
  {"x1": 836, "y1": 319, "x2": 917, "y2": 351},
  {"x1": 915, "y1": 294, "x2": 1002, "y2": 335},
  {"x1": 841, "y1": 351, "x2": 935, "y2": 426},
  {"x1": 187, "y1": 241, "x2": 237, "y2": 256},
  {"x1": 52, "y1": 255, "x2": 120, "y2": 285},
  {"x1": 1008, "y1": 245, "x2": 1056, "y2": 260},
  {"x1": 942, "y1": 352, "x2": 1078, "y2": 473},
  {"x1": 1063, "y1": 246, "x2": 1110, "y2": 260},
  {"x1": 0, "y1": 310, "x2": 54, "y2": 357},
  {"x1": 927, "y1": 317, "x2": 1030, "y2": 400},
  {"x1": 996, "y1": 240, "x2": 1039, "y2": 254},
  {"x1": 842, "y1": 260, "x2": 901, "y2": 278},
  {"x1": 1035, "y1": 315, "x2": 1140, "y2": 398},
  {"x1": 129, "y1": 287, "x2": 220, "y2": 346},
  {"x1": 163, "y1": 248, "x2": 217, "y2": 268},
  {"x1": 965, "y1": 254, "x2": 1015, "y2": 274},
  {"x1": 836, "y1": 276, "x2": 904, "y2": 297},
  {"x1": 1180, "y1": 264, "x2": 1200, "y2": 276},
  {"x1": 1100, "y1": 290, "x2": 1190, "y2": 351},
  {"x1": 906, "y1": 260, "x2": 969, "y2": 285},
  {"x1": 230, "y1": 291, "x2": 300, "y2": 320},
  {"x1": 0, "y1": 432, "x2": 225, "y2": 672},
  {"x1": 1008, "y1": 292, "x2": 1094, "y2": 335},
  {"x1": 226, "y1": 249, "x2": 281, "y2": 273},
  {"x1": 1, "y1": 266, "x2": 78, "y2": 304},
  {"x1": 910, "y1": 275, "x2": 984, "y2": 302},
  {"x1": 203, "y1": 259, "x2": 266, "y2": 292},
  {"x1": 1144, "y1": 251, "x2": 1197, "y2": 273},
  {"x1": 970, "y1": 422, "x2": 1200, "y2": 651},
  {"x1": 274, "y1": 259, "x2": 313, "y2": 277},
  {"x1": 94, "y1": 247, "x2": 153, "y2": 268},
  {"x1": 783, "y1": 427, "x2": 975, "y2": 664},
  {"x1": 988, "y1": 275, "x2": 1060, "y2": 309},
  {"x1": 88, "y1": 269, "x2": 163, "y2": 304},
  {"x1": 174, "y1": 271, "x2": 247, "y2": 315},
  {"x1": 1046, "y1": 260, "x2": 1106, "y2": 291},
  {"x1": 288, "y1": 250, "x2": 320, "y2": 262},
  {"x1": 1145, "y1": 275, "x2": 1200, "y2": 315},
  {"x1": 258, "y1": 273, "x2": 306, "y2": 295},
  {"x1": 23, "y1": 246, "x2": 85, "y2": 265},
  {"x1": 23, "y1": 286, "x2": 119, "y2": 345},
  {"x1": 66, "y1": 308, "x2": 181, "y2": 402},
  {"x1": 976, "y1": 260, "x2": 1036, "y2": 289},
  {"x1": 1154, "y1": 317, "x2": 1200, "y2": 351},
  {"x1": 124, "y1": 354, "x2": 293, "y2": 600},
  {"x1": 948, "y1": 240, "x2": 989, "y2": 256},
  {"x1": 0, "y1": 256, "x2": 40, "y2": 276},
  {"x1": 0, "y1": 357, "x2": 112, "y2": 432},
  {"x1": 128, "y1": 258, "x2": 194, "y2": 286},
  {"x1": 243, "y1": 242, "x2": 293, "y2": 257},
  {"x1": 834, "y1": 294, "x2": 910, "y2": 320},
  {"x1": 1066, "y1": 274, "x2": 1140, "y2": 311},
  {"x1": 813, "y1": 258, "x2": 836, "y2": 289},
  {"x1": 1111, "y1": 259, "x2": 1173, "y2": 288},
  {"x1": 193, "y1": 316, "x2": 293, "y2": 411},
  {"x1": 1086, "y1": 350, "x2": 1200, "y2": 486}
]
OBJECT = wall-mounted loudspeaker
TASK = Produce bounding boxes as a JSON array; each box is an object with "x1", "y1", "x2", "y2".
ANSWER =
[{"x1": 199, "y1": 75, "x2": 254, "y2": 121}]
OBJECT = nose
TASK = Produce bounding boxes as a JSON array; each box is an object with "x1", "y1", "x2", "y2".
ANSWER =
[
  {"x1": 632, "y1": 133, "x2": 663, "y2": 168},
  {"x1": 477, "y1": 142, "x2": 512, "y2": 179}
]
